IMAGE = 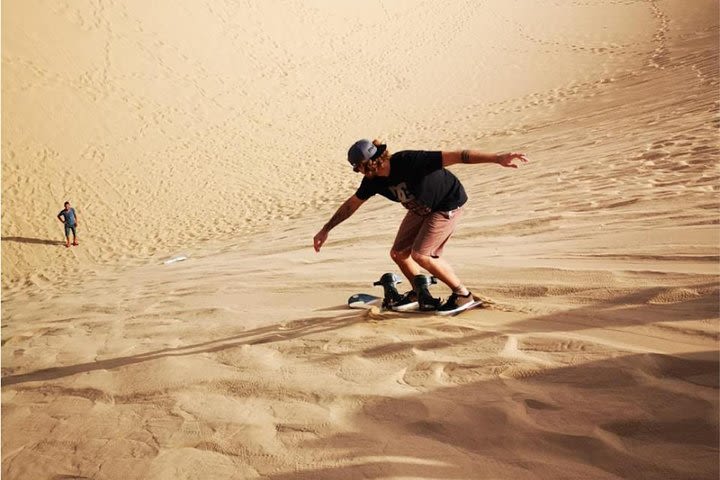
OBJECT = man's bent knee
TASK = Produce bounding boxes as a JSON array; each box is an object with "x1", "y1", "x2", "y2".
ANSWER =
[{"x1": 390, "y1": 248, "x2": 411, "y2": 263}]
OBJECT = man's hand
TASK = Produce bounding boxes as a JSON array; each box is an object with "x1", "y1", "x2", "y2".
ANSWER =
[
  {"x1": 497, "y1": 152, "x2": 528, "y2": 168},
  {"x1": 313, "y1": 229, "x2": 328, "y2": 252}
]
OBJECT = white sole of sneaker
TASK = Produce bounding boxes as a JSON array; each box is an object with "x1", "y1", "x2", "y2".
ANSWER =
[
  {"x1": 436, "y1": 299, "x2": 483, "y2": 316},
  {"x1": 391, "y1": 301, "x2": 419, "y2": 312}
]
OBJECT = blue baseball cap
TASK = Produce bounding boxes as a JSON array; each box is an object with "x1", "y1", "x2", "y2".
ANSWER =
[{"x1": 347, "y1": 139, "x2": 387, "y2": 169}]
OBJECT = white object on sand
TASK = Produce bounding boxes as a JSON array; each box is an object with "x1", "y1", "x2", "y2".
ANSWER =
[{"x1": 163, "y1": 255, "x2": 187, "y2": 265}]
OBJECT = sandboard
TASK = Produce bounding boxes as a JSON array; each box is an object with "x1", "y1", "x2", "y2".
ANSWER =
[
  {"x1": 347, "y1": 291, "x2": 483, "y2": 316},
  {"x1": 348, "y1": 293, "x2": 383, "y2": 309}
]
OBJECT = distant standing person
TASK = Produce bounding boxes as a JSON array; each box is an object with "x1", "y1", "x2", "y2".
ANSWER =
[
  {"x1": 57, "y1": 201, "x2": 79, "y2": 248},
  {"x1": 313, "y1": 139, "x2": 527, "y2": 314}
]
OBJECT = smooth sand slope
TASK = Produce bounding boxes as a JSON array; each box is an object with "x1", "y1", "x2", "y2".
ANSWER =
[{"x1": 2, "y1": 1, "x2": 719, "y2": 479}]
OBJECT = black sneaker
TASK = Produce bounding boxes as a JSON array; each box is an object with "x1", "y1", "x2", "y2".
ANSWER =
[
  {"x1": 391, "y1": 290, "x2": 419, "y2": 311},
  {"x1": 437, "y1": 292, "x2": 476, "y2": 315}
]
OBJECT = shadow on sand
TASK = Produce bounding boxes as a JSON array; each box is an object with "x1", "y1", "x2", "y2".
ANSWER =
[
  {"x1": 1, "y1": 311, "x2": 365, "y2": 387},
  {"x1": 264, "y1": 350, "x2": 718, "y2": 480},
  {"x1": 2, "y1": 236, "x2": 64, "y2": 246}
]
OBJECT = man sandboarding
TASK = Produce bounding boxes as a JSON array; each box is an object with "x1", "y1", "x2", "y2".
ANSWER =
[{"x1": 313, "y1": 139, "x2": 527, "y2": 315}]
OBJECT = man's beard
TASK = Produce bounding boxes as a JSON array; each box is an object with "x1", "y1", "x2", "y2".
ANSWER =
[{"x1": 364, "y1": 158, "x2": 383, "y2": 174}]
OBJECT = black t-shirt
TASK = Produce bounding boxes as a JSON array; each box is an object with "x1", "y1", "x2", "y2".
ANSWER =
[{"x1": 355, "y1": 150, "x2": 467, "y2": 216}]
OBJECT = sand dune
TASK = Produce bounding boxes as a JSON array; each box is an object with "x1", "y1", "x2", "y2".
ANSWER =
[{"x1": 2, "y1": 0, "x2": 719, "y2": 479}]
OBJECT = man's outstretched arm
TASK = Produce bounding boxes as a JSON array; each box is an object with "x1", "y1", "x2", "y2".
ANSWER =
[
  {"x1": 442, "y1": 150, "x2": 528, "y2": 168},
  {"x1": 313, "y1": 194, "x2": 366, "y2": 252}
]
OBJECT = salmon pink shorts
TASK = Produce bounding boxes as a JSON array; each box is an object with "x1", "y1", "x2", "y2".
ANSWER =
[{"x1": 392, "y1": 206, "x2": 464, "y2": 258}]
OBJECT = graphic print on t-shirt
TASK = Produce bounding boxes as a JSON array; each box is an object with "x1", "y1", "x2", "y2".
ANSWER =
[
  {"x1": 388, "y1": 183, "x2": 433, "y2": 216},
  {"x1": 388, "y1": 183, "x2": 413, "y2": 203}
]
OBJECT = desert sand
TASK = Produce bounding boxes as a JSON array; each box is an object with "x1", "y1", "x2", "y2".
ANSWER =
[{"x1": 2, "y1": 0, "x2": 719, "y2": 479}]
